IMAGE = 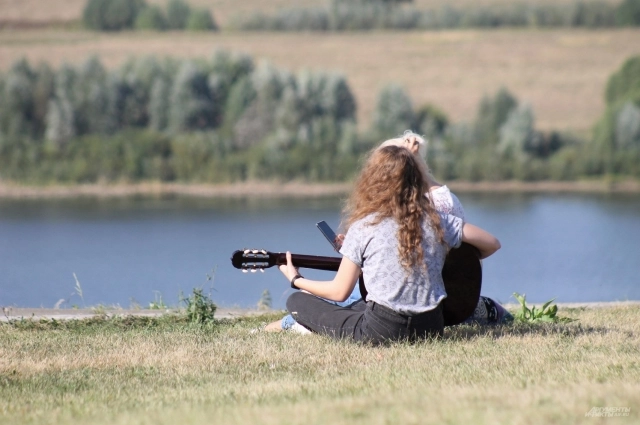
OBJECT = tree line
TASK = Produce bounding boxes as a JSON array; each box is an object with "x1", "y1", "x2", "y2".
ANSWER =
[
  {"x1": 83, "y1": 0, "x2": 217, "y2": 32},
  {"x1": 83, "y1": 0, "x2": 640, "y2": 33},
  {"x1": 0, "y1": 52, "x2": 639, "y2": 184},
  {"x1": 230, "y1": 0, "x2": 640, "y2": 31}
]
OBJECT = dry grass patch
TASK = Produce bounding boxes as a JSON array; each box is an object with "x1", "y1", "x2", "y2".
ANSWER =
[{"x1": 0, "y1": 306, "x2": 638, "y2": 424}]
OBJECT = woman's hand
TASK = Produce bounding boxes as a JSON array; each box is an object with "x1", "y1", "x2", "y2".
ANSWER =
[
  {"x1": 403, "y1": 134, "x2": 421, "y2": 155},
  {"x1": 278, "y1": 251, "x2": 299, "y2": 282},
  {"x1": 335, "y1": 234, "x2": 345, "y2": 250}
]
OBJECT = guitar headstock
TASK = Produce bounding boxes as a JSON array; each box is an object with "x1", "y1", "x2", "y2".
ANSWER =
[{"x1": 230, "y1": 249, "x2": 279, "y2": 273}]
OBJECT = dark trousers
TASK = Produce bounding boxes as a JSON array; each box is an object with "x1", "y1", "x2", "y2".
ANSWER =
[{"x1": 286, "y1": 292, "x2": 444, "y2": 345}]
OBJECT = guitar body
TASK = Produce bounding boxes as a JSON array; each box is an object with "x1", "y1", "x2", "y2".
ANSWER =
[
  {"x1": 440, "y1": 243, "x2": 482, "y2": 326},
  {"x1": 231, "y1": 242, "x2": 481, "y2": 327}
]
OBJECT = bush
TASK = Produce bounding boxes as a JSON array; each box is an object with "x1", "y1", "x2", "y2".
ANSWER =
[
  {"x1": 135, "y1": 5, "x2": 168, "y2": 31},
  {"x1": 185, "y1": 8, "x2": 218, "y2": 31},
  {"x1": 83, "y1": 0, "x2": 146, "y2": 31},
  {"x1": 616, "y1": 0, "x2": 640, "y2": 26},
  {"x1": 166, "y1": 0, "x2": 191, "y2": 30}
]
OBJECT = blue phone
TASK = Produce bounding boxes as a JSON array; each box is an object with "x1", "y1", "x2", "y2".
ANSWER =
[{"x1": 316, "y1": 221, "x2": 339, "y2": 251}]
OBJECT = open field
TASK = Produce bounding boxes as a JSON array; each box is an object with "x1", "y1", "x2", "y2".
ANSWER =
[
  {"x1": 0, "y1": 0, "x2": 624, "y2": 27},
  {"x1": 1, "y1": 305, "x2": 638, "y2": 425},
  {"x1": 2, "y1": 28, "x2": 640, "y2": 133}
]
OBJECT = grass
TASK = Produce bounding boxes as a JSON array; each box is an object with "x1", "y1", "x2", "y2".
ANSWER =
[
  {"x1": 2, "y1": 28, "x2": 640, "y2": 133},
  {"x1": 1, "y1": 305, "x2": 639, "y2": 424}
]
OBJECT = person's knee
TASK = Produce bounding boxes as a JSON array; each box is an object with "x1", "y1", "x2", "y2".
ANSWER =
[{"x1": 286, "y1": 291, "x2": 308, "y2": 313}]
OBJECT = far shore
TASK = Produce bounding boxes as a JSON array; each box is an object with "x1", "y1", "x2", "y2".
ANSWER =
[{"x1": 1, "y1": 179, "x2": 640, "y2": 199}]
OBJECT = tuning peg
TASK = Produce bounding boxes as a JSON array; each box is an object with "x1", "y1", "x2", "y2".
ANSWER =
[
  {"x1": 250, "y1": 268, "x2": 257, "y2": 273},
  {"x1": 260, "y1": 269, "x2": 264, "y2": 273},
  {"x1": 243, "y1": 249, "x2": 250, "y2": 254},
  {"x1": 260, "y1": 249, "x2": 267, "y2": 254},
  {"x1": 242, "y1": 269, "x2": 248, "y2": 273}
]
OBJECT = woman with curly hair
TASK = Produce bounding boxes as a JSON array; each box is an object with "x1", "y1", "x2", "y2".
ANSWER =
[{"x1": 279, "y1": 145, "x2": 500, "y2": 344}]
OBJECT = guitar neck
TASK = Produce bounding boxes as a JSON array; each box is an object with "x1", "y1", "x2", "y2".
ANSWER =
[{"x1": 275, "y1": 253, "x2": 342, "y2": 272}]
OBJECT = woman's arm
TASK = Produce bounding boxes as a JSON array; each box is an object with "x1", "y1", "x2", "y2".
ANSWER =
[
  {"x1": 461, "y1": 223, "x2": 501, "y2": 259},
  {"x1": 278, "y1": 251, "x2": 361, "y2": 302}
]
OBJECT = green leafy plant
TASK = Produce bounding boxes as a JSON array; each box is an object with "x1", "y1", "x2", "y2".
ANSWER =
[
  {"x1": 512, "y1": 292, "x2": 575, "y2": 323},
  {"x1": 180, "y1": 288, "x2": 216, "y2": 324}
]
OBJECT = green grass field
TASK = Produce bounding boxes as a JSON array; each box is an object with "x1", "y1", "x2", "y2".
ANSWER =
[{"x1": 1, "y1": 305, "x2": 638, "y2": 425}]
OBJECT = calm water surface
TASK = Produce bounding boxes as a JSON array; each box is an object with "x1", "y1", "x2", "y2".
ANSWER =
[{"x1": 1, "y1": 193, "x2": 639, "y2": 309}]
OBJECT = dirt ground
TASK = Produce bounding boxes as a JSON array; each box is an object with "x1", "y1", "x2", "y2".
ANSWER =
[{"x1": 0, "y1": 306, "x2": 269, "y2": 322}]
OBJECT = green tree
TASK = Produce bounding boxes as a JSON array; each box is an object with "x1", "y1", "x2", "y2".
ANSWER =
[
  {"x1": 615, "y1": 101, "x2": 640, "y2": 149},
  {"x1": 45, "y1": 97, "x2": 75, "y2": 148},
  {"x1": 186, "y1": 8, "x2": 218, "y2": 31},
  {"x1": 83, "y1": 0, "x2": 146, "y2": 31},
  {"x1": 169, "y1": 62, "x2": 215, "y2": 132},
  {"x1": 0, "y1": 59, "x2": 36, "y2": 138},
  {"x1": 232, "y1": 63, "x2": 290, "y2": 147},
  {"x1": 605, "y1": 56, "x2": 640, "y2": 105},
  {"x1": 166, "y1": 0, "x2": 191, "y2": 29},
  {"x1": 497, "y1": 104, "x2": 534, "y2": 160},
  {"x1": 475, "y1": 87, "x2": 517, "y2": 147},
  {"x1": 593, "y1": 55, "x2": 640, "y2": 174},
  {"x1": 415, "y1": 103, "x2": 448, "y2": 141},
  {"x1": 322, "y1": 74, "x2": 356, "y2": 122},
  {"x1": 222, "y1": 76, "x2": 256, "y2": 138},
  {"x1": 149, "y1": 77, "x2": 171, "y2": 131},
  {"x1": 371, "y1": 83, "x2": 415, "y2": 139},
  {"x1": 32, "y1": 62, "x2": 56, "y2": 138},
  {"x1": 135, "y1": 5, "x2": 168, "y2": 30},
  {"x1": 616, "y1": 0, "x2": 640, "y2": 26}
]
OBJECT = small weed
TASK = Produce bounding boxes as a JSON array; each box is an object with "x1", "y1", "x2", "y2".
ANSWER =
[
  {"x1": 73, "y1": 273, "x2": 85, "y2": 308},
  {"x1": 512, "y1": 292, "x2": 576, "y2": 324},
  {"x1": 148, "y1": 291, "x2": 167, "y2": 310},
  {"x1": 92, "y1": 305, "x2": 107, "y2": 315},
  {"x1": 180, "y1": 288, "x2": 216, "y2": 325}
]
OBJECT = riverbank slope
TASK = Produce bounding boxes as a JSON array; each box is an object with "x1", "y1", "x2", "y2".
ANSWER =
[{"x1": 1, "y1": 179, "x2": 640, "y2": 199}]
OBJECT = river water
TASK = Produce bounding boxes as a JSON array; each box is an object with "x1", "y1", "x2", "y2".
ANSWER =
[{"x1": 1, "y1": 193, "x2": 639, "y2": 309}]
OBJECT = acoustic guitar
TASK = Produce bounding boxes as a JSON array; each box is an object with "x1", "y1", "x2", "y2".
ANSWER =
[{"x1": 230, "y1": 242, "x2": 482, "y2": 326}]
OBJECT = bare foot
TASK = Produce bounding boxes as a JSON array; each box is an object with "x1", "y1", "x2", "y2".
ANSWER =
[{"x1": 264, "y1": 319, "x2": 283, "y2": 332}]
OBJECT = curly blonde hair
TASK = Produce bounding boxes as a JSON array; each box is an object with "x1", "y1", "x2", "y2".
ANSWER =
[{"x1": 343, "y1": 145, "x2": 444, "y2": 270}]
